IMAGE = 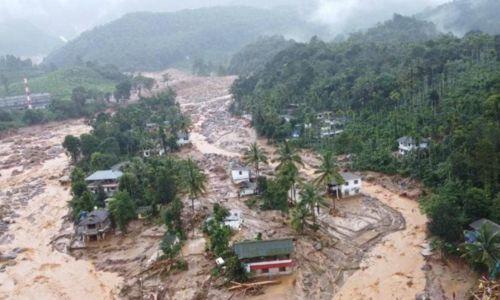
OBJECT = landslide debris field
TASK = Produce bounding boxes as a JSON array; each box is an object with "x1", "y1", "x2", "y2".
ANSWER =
[{"x1": 0, "y1": 71, "x2": 476, "y2": 300}]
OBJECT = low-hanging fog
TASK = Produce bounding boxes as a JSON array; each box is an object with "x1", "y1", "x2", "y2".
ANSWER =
[{"x1": 0, "y1": 0, "x2": 451, "y2": 40}]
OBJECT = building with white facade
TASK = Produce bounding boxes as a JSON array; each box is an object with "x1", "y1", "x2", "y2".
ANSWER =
[
  {"x1": 397, "y1": 136, "x2": 429, "y2": 155},
  {"x1": 329, "y1": 172, "x2": 362, "y2": 198}
]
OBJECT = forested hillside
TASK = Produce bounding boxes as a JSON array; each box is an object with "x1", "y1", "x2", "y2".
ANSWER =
[
  {"x1": 0, "y1": 20, "x2": 64, "y2": 57},
  {"x1": 418, "y1": 0, "x2": 500, "y2": 36},
  {"x1": 231, "y1": 15, "x2": 500, "y2": 243},
  {"x1": 227, "y1": 36, "x2": 296, "y2": 76},
  {"x1": 44, "y1": 6, "x2": 325, "y2": 72}
]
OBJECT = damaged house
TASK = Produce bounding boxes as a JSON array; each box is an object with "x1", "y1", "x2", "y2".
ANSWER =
[{"x1": 76, "y1": 209, "x2": 112, "y2": 242}]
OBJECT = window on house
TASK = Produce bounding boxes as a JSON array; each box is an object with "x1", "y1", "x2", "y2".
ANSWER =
[
  {"x1": 344, "y1": 182, "x2": 349, "y2": 186},
  {"x1": 262, "y1": 268, "x2": 269, "y2": 273},
  {"x1": 279, "y1": 267, "x2": 286, "y2": 272},
  {"x1": 239, "y1": 171, "x2": 242, "y2": 175},
  {"x1": 354, "y1": 180, "x2": 359, "y2": 184}
]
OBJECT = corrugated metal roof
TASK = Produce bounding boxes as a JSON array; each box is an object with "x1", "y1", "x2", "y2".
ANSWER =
[
  {"x1": 234, "y1": 238, "x2": 294, "y2": 259},
  {"x1": 85, "y1": 170, "x2": 123, "y2": 181}
]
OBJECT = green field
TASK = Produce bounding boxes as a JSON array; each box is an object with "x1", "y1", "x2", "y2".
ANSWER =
[{"x1": 1, "y1": 66, "x2": 117, "y2": 100}]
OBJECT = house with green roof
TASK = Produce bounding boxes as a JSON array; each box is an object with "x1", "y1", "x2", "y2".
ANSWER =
[{"x1": 233, "y1": 238, "x2": 294, "y2": 277}]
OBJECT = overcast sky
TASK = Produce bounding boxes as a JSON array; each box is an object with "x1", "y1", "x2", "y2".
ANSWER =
[{"x1": 0, "y1": 0, "x2": 449, "y2": 39}]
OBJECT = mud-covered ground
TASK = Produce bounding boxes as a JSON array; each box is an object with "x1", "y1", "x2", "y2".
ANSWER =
[
  {"x1": 0, "y1": 70, "x2": 477, "y2": 300},
  {"x1": 0, "y1": 120, "x2": 122, "y2": 299}
]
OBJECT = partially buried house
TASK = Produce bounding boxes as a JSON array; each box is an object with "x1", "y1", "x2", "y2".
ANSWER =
[
  {"x1": 85, "y1": 169, "x2": 123, "y2": 196},
  {"x1": 234, "y1": 238, "x2": 294, "y2": 278}
]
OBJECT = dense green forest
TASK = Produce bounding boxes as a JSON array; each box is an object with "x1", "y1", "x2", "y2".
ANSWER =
[
  {"x1": 418, "y1": 0, "x2": 500, "y2": 36},
  {"x1": 0, "y1": 20, "x2": 64, "y2": 57},
  {"x1": 231, "y1": 15, "x2": 500, "y2": 244},
  {"x1": 227, "y1": 36, "x2": 296, "y2": 76},
  {"x1": 44, "y1": 6, "x2": 326, "y2": 72}
]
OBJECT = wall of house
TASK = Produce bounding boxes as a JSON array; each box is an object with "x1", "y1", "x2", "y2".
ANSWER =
[
  {"x1": 340, "y1": 179, "x2": 362, "y2": 196},
  {"x1": 231, "y1": 169, "x2": 250, "y2": 182}
]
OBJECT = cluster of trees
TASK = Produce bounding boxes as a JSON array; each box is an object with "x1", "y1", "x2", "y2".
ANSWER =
[
  {"x1": 242, "y1": 142, "x2": 342, "y2": 234},
  {"x1": 64, "y1": 91, "x2": 208, "y2": 253},
  {"x1": 227, "y1": 36, "x2": 296, "y2": 77},
  {"x1": 43, "y1": 6, "x2": 327, "y2": 71},
  {"x1": 203, "y1": 203, "x2": 248, "y2": 283},
  {"x1": 231, "y1": 15, "x2": 500, "y2": 249}
]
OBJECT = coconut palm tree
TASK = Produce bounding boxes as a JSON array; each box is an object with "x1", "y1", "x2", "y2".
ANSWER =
[
  {"x1": 291, "y1": 204, "x2": 310, "y2": 233},
  {"x1": 300, "y1": 183, "x2": 327, "y2": 225},
  {"x1": 243, "y1": 142, "x2": 268, "y2": 178},
  {"x1": 184, "y1": 158, "x2": 207, "y2": 213},
  {"x1": 314, "y1": 151, "x2": 344, "y2": 210},
  {"x1": 274, "y1": 140, "x2": 303, "y2": 171},
  {"x1": 274, "y1": 141, "x2": 304, "y2": 204},
  {"x1": 461, "y1": 224, "x2": 500, "y2": 277}
]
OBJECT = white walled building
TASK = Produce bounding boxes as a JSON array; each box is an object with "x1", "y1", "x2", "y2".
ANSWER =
[
  {"x1": 397, "y1": 136, "x2": 429, "y2": 155},
  {"x1": 329, "y1": 172, "x2": 362, "y2": 198}
]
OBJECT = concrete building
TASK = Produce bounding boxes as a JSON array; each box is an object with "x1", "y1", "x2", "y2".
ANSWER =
[
  {"x1": 85, "y1": 170, "x2": 123, "y2": 196},
  {"x1": 0, "y1": 93, "x2": 51, "y2": 110},
  {"x1": 229, "y1": 161, "x2": 252, "y2": 184},
  {"x1": 177, "y1": 131, "x2": 190, "y2": 146},
  {"x1": 397, "y1": 136, "x2": 429, "y2": 155},
  {"x1": 239, "y1": 181, "x2": 258, "y2": 197},
  {"x1": 234, "y1": 238, "x2": 294, "y2": 278},
  {"x1": 224, "y1": 209, "x2": 243, "y2": 230},
  {"x1": 329, "y1": 172, "x2": 362, "y2": 198}
]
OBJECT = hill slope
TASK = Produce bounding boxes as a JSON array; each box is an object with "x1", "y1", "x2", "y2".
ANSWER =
[
  {"x1": 417, "y1": 0, "x2": 500, "y2": 35},
  {"x1": 44, "y1": 6, "x2": 325, "y2": 71},
  {"x1": 0, "y1": 20, "x2": 64, "y2": 57},
  {"x1": 0, "y1": 66, "x2": 123, "y2": 100}
]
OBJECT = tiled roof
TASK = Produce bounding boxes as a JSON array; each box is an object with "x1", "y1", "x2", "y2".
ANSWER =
[{"x1": 234, "y1": 238, "x2": 294, "y2": 259}]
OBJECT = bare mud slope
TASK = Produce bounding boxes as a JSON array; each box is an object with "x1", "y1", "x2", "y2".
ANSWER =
[{"x1": 0, "y1": 120, "x2": 122, "y2": 299}]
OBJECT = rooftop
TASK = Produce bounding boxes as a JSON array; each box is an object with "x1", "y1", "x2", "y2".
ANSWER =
[
  {"x1": 85, "y1": 170, "x2": 123, "y2": 181},
  {"x1": 469, "y1": 218, "x2": 500, "y2": 234},
  {"x1": 332, "y1": 172, "x2": 361, "y2": 184},
  {"x1": 78, "y1": 209, "x2": 110, "y2": 226},
  {"x1": 234, "y1": 238, "x2": 294, "y2": 260},
  {"x1": 397, "y1": 136, "x2": 430, "y2": 144}
]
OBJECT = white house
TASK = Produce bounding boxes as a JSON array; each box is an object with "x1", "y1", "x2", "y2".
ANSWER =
[
  {"x1": 397, "y1": 136, "x2": 429, "y2": 155},
  {"x1": 177, "y1": 131, "x2": 190, "y2": 146},
  {"x1": 229, "y1": 161, "x2": 252, "y2": 184},
  {"x1": 224, "y1": 210, "x2": 243, "y2": 230},
  {"x1": 143, "y1": 145, "x2": 166, "y2": 158},
  {"x1": 329, "y1": 172, "x2": 362, "y2": 198}
]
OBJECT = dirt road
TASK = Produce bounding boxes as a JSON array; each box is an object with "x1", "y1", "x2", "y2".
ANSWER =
[{"x1": 0, "y1": 120, "x2": 122, "y2": 299}]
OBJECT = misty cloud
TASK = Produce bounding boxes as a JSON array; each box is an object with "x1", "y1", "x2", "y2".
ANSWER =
[{"x1": 309, "y1": 0, "x2": 449, "y2": 34}]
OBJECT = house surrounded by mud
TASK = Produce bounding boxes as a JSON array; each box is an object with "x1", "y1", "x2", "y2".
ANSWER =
[
  {"x1": 234, "y1": 238, "x2": 294, "y2": 277},
  {"x1": 76, "y1": 209, "x2": 112, "y2": 242},
  {"x1": 85, "y1": 170, "x2": 123, "y2": 196},
  {"x1": 329, "y1": 172, "x2": 362, "y2": 198},
  {"x1": 229, "y1": 162, "x2": 251, "y2": 184}
]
